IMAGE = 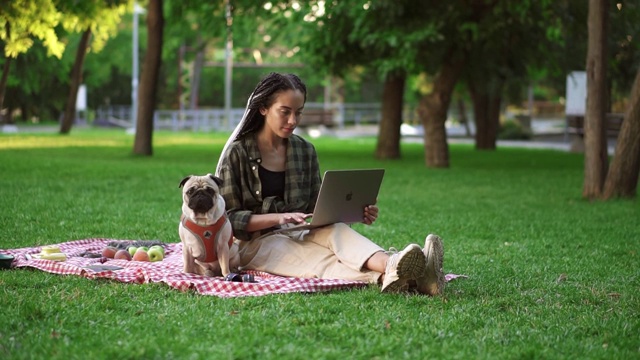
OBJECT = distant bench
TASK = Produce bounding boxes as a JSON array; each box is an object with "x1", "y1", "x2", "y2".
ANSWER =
[
  {"x1": 566, "y1": 113, "x2": 624, "y2": 138},
  {"x1": 299, "y1": 109, "x2": 335, "y2": 128}
]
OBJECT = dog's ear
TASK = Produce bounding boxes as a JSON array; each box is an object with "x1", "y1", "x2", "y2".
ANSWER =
[
  {"x1": 208, "y1": 173, "x2": 223, "y2": 187},
  {"x1": 179, "y1": 176, "x2": 192, "y2": 188}
]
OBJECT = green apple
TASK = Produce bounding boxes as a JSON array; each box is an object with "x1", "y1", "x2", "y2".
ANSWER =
[
  {"x1": 147, "y1": 246, "x2": 164, "y2": 262},
  {"x1": 138, "y1": 246, "x2": 149, "y2": 252},
  {"x1": 127, "y1": 246, "x2": 138, "y2": 257},
  {"x1": 149, "y1": 245, "x2": 165, "y2": 256}
]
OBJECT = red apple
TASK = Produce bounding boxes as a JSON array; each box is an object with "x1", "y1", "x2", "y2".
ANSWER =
[
  {"x1": 127, "y1": 246, "x2": 138, "y2": 257},
  {"x1": 114, "y1": 249, "x2": 132, "y2": 261},
  {"x1": 132, "y1": 248, "x2": 150, "y2": 262},
  {"x1": 101, "y1": 246, "x2": 118, "y2": 259}
]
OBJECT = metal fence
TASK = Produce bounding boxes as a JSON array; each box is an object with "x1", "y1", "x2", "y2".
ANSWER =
[
  {"x1": 95, "y1": 103, "x2": 420, "y2": 132},
  {"x1": 153, "y1": 109, "x2": 246, "y2": 131}
]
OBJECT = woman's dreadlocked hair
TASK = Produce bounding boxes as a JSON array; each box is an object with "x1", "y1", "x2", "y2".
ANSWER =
[
  {"x1": 215, "y1": 72, "x2": 307, "y2": 176},
  {"x1": 234, "y1": 72, "x2": 307, "y2": 140}
]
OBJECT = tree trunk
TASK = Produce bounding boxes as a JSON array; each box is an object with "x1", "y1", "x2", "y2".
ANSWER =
[
  {"x1": 0, "y1": 57, "x2": 11, "y2": 125},
  {"x1": 375, "y1": 72, "x2": 405, "y2": 160},
  {"x1": 133, "y1": 0, "x2": 164, "y2": 156},
  {"x1": 60, "y1": 29, "x2": 92, "y2": 134},
  {"x1": 583, "y1": 0, "x2": 609, "y2": 199},
  {"x1": 0, "y1": 22, "x2": 12, "y2": 124},
  {"x1": 603, "y1": 68, "x2": 640, "y2": 198},
  {"x1": 418, "y1": 54, "x2": 465, "y2": 168},
  {"x1": 469, "y1": 80, "x2": 503, "y2": 150}
]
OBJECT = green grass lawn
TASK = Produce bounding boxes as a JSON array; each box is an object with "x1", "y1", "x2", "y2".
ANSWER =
[{"x1": 0, "y1": 129, "x2": 638, "y2": 359}]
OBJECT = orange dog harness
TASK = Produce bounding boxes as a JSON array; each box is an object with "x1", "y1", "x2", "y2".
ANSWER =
[{"x1": 180, "y1": 214, "x2": 234, "y2": 262}]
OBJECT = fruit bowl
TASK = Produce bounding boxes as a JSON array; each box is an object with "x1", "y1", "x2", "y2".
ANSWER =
[{"x1": 0, "y1": 254, "x2": 15, "y2": 269}]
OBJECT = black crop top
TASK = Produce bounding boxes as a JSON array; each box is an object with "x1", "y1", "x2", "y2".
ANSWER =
[{"x1": 258, "y1": 165, "x2": 285, "y2": 199}]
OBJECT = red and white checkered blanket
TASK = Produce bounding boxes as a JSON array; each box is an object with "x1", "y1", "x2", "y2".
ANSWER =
[{"x1": 1, "y1": 238, "x2": 464, "y2": 298}]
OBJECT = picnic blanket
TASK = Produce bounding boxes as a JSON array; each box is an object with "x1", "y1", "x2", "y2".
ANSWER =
[{"x1": 0, "y1": 238, "x2": 465, "y2": 298}]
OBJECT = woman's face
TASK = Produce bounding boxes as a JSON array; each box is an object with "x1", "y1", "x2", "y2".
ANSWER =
[{"x1": 260, "y1": 89, "x2": 305, "y2": 138}]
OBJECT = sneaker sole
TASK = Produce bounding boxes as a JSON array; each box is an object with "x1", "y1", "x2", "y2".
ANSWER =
[
  {"x1": 381, "y1": 245, "x2": 427, "y2": 293},
  {"x1": 417, "y1": 235, "x2": 444, "y2": 296}
]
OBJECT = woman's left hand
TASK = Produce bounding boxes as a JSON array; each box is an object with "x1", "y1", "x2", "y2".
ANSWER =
[{"x1": 363, "y1": 204, "x2": 379, "y2": 225}]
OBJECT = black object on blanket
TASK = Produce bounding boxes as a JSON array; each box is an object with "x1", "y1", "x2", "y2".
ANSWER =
[
  {"x1": 225, "y1": 273, "x2": 256, "y2": 283},
  {"x1": 107, "y1": 240, "x2": 166, "y2": 250}
]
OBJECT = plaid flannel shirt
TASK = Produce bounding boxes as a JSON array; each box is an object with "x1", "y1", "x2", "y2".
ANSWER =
[{"x1": 217, "y1": 134, "x2": 322, "y2": 241}]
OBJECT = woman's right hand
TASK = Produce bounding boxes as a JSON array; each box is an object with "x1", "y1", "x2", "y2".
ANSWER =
[{"x1": 279, "y1": 212, "x2": 312, "y2": 225}]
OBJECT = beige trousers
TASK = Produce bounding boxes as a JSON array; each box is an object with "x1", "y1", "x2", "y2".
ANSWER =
[{"x1": 237, "y1": 223, "x2": 384, "y2": 284}]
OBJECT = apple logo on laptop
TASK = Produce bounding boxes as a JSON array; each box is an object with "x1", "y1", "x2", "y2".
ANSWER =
[{"x1": 345, "y1": 192, "x2": 353, "y2": 201}]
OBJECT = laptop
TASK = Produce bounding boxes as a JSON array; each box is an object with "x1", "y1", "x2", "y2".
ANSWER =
[{"x1": 272, "y1": 168, "x2": 385, "y2": 233}]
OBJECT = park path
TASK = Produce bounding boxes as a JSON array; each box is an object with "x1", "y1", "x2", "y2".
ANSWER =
[{"x1": 330, "y1": 118, "x2": 616, "y2": 155}]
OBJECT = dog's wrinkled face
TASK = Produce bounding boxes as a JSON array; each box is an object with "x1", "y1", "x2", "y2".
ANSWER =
[{"x1": 179, "y1": 174, "x2": 223, "y2": 215}]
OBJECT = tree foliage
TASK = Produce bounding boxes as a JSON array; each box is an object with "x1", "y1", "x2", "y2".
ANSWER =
[
  {"x1": 0, "y1": 0, "x2": 130, "y2": 124},
  {"x1": 0, "y1": 0, "x2": 65, "y2": 58},
  {"x1": 0, "y1": 0, "x2": 128, "y2": 58},
  {"x1": 57, "y1": 0, "x2": 130, "y2": 53},
  {"x1": 300, "y1": 0, "x2": 439, "y2": 78}
]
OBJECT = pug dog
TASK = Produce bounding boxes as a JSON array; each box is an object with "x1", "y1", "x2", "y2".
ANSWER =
[{"x1": 178, "y1": 174, "x2": 239, "y2": 277}]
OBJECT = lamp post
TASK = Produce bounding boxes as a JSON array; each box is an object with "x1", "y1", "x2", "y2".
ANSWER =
[{"x1": 129, "y1": 2, "x2": 145, "y2": 134}]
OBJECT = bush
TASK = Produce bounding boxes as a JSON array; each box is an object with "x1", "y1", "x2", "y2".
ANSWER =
[{"x1": 498, "y1": 118, "x2": 532, "y2": 140}]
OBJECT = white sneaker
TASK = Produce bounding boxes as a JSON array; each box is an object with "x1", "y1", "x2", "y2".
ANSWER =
[
  {"x1": 381, "y1": 244, "x2": 427, "y2": 293},
  {"x1": 415, "y1": 234, "x2": 445, "y2": 296}
]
